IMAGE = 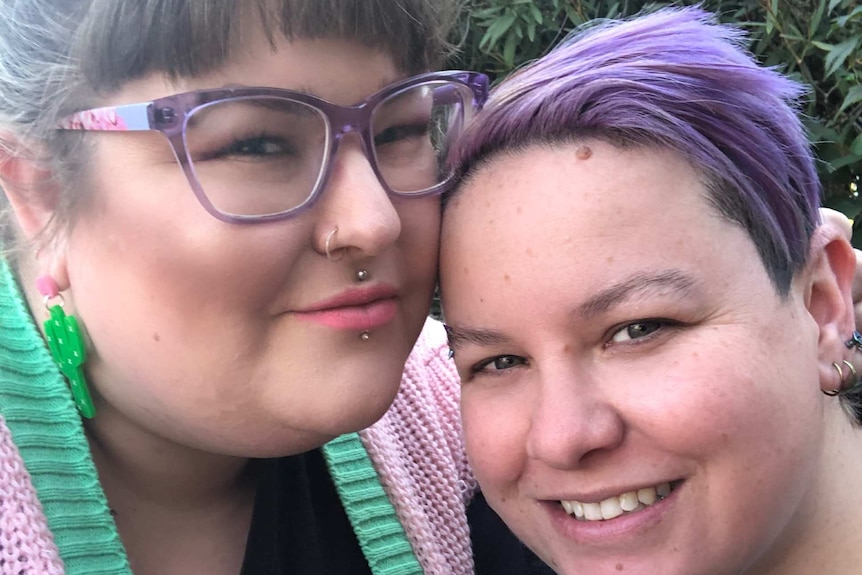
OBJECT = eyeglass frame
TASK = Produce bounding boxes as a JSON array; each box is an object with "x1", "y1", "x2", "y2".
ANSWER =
[{"x1": 57, "y1": 70, "x2": 489, "y2": 224}]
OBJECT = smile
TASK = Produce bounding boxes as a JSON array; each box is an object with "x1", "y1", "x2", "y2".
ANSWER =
[{"x1": 560, "y1": 482, "x2": 675, "y2": 521}]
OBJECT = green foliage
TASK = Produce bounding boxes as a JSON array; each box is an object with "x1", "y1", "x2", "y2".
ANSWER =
[{"x1": 450, "y1": 0, "x2": 862, "y2": 224}]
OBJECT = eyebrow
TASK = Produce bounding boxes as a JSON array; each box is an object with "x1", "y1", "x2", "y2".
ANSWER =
[
  {"x1": 577, "y1": 270, "x2": 697, "y2": 319},
  {"x1": 444, "y1": 270, "x2": 697, "y2": 351},
  {"x1": 444, "y1": 324, "x2": 511, "y2": 352}
]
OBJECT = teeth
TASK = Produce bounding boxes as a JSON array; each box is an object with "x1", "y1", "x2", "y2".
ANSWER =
[
  {"x1": 599, "y1": 497, "x2": 623, "y2": 520},
  {"x1": 572, "y1": 501, "x2": 584, "y2": 519},
  {"x1": 560, "y1": 482, "x2": 673, "y2": 522},
  {"x1": 637, "y1": 487, "x2": 657, "y2": 505},
  {"x1": 619, "y1": 491, "x2": 640, "y2": 512},
  {"x1": 583, "y1": 502, "x2": 602, "y2": 521}
]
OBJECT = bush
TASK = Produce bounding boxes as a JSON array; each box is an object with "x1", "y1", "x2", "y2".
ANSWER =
[{"x1": 450, "y1": 0, "x2": 862, "y2": 235}]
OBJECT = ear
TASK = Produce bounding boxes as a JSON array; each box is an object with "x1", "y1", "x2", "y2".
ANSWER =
[
  {"x1": 0, "y1": 137, "x2": 60, "y2": 239},
  {"x1": 802, "y1": 224, "x2": 857, "y2": 392}
]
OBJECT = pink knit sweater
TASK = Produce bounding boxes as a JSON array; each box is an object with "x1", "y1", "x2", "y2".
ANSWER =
[{"x1": 0, "y1": 315, "x2": 476, "y2": 575}]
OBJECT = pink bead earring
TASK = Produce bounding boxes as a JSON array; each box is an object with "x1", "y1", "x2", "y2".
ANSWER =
[{"x1": 36, "y1": 276, "x2": 95, "y2": 418}]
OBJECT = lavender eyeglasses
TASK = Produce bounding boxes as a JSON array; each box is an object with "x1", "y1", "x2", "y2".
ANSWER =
[{"x1": 58, "y1": 71, "x2": 489, "y2": 224}]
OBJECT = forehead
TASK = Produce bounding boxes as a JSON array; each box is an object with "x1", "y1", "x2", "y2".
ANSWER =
[{"x1": 440, "y1": 141, "x2": 758, "y2": 303}]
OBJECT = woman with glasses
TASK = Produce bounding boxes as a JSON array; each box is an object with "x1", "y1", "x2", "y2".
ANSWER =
[{"x1": 0, "y1": 1, "x2": 549, "y2": 574}]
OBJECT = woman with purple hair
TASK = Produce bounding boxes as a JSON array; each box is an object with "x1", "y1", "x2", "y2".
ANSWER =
[{"x1": 440, "y1": 7, "x2": 862, "y2": 574}]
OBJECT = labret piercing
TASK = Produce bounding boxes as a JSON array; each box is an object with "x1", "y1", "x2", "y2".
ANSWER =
[
  {"x1": 360, "y1": 331, "x2": 371, "y2": 341},
  {"x1": 355, "y1": 269, "x2": 369, "y2": 282}
]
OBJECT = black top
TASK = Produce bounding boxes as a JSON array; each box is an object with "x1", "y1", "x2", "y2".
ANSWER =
[{"x1": 239, "y1": 449, "x2": 553, "y2": 574}]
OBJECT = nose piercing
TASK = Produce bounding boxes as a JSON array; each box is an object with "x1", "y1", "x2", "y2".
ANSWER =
[
  {"x1": 355, "y1": 269, "x2": 369, "y2": 282},
  {"x1": 325, "y1": 227, "x2": 343, "y2": 262}
]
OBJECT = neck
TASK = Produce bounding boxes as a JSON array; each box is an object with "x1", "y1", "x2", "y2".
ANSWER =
[
  {"x1": 85, "y1": 406, "x2": 258, "y2": 575},
  {"x1": 86, "y1": 411, "x2": 254, "y2": 510},
  {"x1": 753, "y1": 405, "x2": 862, "y2": 575}
]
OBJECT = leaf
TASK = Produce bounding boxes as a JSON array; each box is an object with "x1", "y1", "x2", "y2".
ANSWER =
[
  {"x1": 483, "y1": 12, "x2": 518, "y2": 48},
  {"x1": 837, "y1": 6, "x2": 862, "y2": 26},
  {"x1": 503, "y1": 32, "x2": 517, "y2": 68},
  {"x1": 812, "y1": 41, "x2": 833, "y2": 51},
  {"x1": 829, "y1": 0, "x2": 843, "y2": 12},
  {"x1": 810, "y1": 0, "x2": 826, "y2": 39},
  {"x1": 530, "y1": 3, "x2": 543, "y2": 24},
  {"x1": 852, "y1": 133, "x2": 862, "y2": 157},
  {"x1": 842, "y1": 85, "x2": 862, "y2": 114},
  {"x1": 825, "y1": 37, "x2": 861, "y2": 78}
]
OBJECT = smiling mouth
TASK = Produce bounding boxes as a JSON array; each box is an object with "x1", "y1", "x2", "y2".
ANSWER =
[{"x1": 560, "y1": 481, "x2": 680, "y2": 521}]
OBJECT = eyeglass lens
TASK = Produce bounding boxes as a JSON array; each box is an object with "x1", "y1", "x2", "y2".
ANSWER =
[{"x1": 183, "y1": 80, "x2": 475, "y2": 218}]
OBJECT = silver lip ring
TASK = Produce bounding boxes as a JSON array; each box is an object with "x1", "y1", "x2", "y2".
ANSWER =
[{"x1": 325, "y1": 227, "x2": 343, "y2": 263}]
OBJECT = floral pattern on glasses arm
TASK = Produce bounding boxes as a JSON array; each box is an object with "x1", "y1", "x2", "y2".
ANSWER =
[{"x1": 57, "y1": 102, "x2": 154, "y2": 132}]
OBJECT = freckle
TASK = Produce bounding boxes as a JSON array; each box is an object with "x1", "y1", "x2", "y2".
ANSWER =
[
  {"x1": 152, "y1": 332, "x2": 160, "y2": 342},
  {"x1": 504, "y1": 273, "x2": 511, "y2": 282},
  {"x1": 563, "y1": 344, "x2": 570, "y2": 352},
  {"x1": 615, "y1": 564, "x2": 624, "y2": 572},
  {"x1": 479, "y1": 297, "x2": 485, "y2": 303},
  {"x1": 526, "y1": 248, "x2": 533, "y2": 256},
  {"x1": 463, "y1": 266, "x2": 470, "y2": 274},
  {"x1": 575, "y1": 145, "x2": 593, "y2": 160},
  {"x1": 606, "y1": 255, "x2": 614, "y2": 263}
]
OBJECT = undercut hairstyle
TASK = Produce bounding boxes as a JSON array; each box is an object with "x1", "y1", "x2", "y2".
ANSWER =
[{"x1": 448, "y1": 6, "x2": 820, "y2": 296}]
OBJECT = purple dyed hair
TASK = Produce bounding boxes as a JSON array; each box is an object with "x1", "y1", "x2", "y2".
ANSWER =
[{"x1": 448, "y1": 6, "x2": 821, "y2": 294}]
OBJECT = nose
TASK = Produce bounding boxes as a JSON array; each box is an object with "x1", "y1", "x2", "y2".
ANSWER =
[
  {"x1": 315, "y1": 133, "x2": 401, "y2": 259},
  {"x1": 526, "y1": 365, "x2": 625, "y2": 470}
]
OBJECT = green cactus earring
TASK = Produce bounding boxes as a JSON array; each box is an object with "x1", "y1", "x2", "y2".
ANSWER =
[{"x1": 36, "y1": 276, "x2": 96, "y2": 418}]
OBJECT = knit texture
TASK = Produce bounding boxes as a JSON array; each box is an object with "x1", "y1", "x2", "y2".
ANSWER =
[
  {"x1": 358, "y1": 319, "x2": 478, "y2": 575},
  {"x1": 322, "y1": 433, "x2": 423, "y2": 574},
  {"x1": 0, "y1": 258, "x2": 131, "y2": 575}
]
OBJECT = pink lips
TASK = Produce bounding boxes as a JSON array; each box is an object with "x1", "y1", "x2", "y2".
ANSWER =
[{"x1": 293, "y1": 286, "x2": 399, "y2": 331}]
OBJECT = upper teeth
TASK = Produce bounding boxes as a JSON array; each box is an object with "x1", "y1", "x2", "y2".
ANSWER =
[{"x1": 560, "y1": 482, "x2": 672, "y2": 521}]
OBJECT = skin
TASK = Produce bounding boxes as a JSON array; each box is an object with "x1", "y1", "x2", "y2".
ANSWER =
[
  {"x1": 3, "y1": 27, "x2": 439, "y2": 575},
  {"x1": 440, "y1": 141, "x2": 862, "y2": 575}
]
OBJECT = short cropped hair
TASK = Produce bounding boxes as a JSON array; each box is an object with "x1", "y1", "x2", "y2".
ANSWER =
[{"x1": 449, "y1": 6, "x2": 820, "y2": 295}]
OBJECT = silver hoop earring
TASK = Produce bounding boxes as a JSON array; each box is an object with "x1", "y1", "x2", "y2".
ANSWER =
[{"x1": 325, "y1": 227, "x2": 343, "y2": 263}]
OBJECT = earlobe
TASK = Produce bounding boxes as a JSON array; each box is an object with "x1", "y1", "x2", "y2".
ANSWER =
[
  {"x1": 804, "y1": 225, "x2": 858, "y2": 391},
  {"x1": 0, "y1": 140, "x2": 60, "y2": 240}
]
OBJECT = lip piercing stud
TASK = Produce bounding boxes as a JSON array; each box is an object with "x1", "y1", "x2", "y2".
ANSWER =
[
  {"x1": 359, "y1": 331, "x2": 370, "y2": 342},
  {"x1": 355, "y1": 269, "x2": 369, "y2": 282}
]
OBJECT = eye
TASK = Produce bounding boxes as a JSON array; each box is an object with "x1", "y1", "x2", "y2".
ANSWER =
[
  {"x1": 219, "y1": 135, "x2": 293, "y2": 158},
  {"x1": 470, "y1": 354, "x2": 528, "y2": 375},
  {"x1": 609, "y1": 320, "x2": 665, "y2": 344},
  {"x1": 374, "y1": 122, "x2": 429, "y2": 147}
]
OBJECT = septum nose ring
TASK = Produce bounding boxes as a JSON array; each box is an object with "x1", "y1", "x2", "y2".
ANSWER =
[{"x1": 325, "y1": 227, "x2": 343, "y2": 263}]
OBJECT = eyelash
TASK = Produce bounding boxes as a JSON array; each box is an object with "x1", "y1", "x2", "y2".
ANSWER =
[
  {"x1": 468, "y1": 354, "x2": 528, "y2": 378},
  {"x1": 463, "y1": 318, "x2": 682, "y2": 380},
  {"x1": 604, "y1": 318, "x2": 679, "y2": 349}
]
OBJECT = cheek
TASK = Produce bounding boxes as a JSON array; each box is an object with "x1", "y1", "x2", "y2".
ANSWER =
[{"x1": 461, "y1": 387, "x2": 530, "y2": 494}]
